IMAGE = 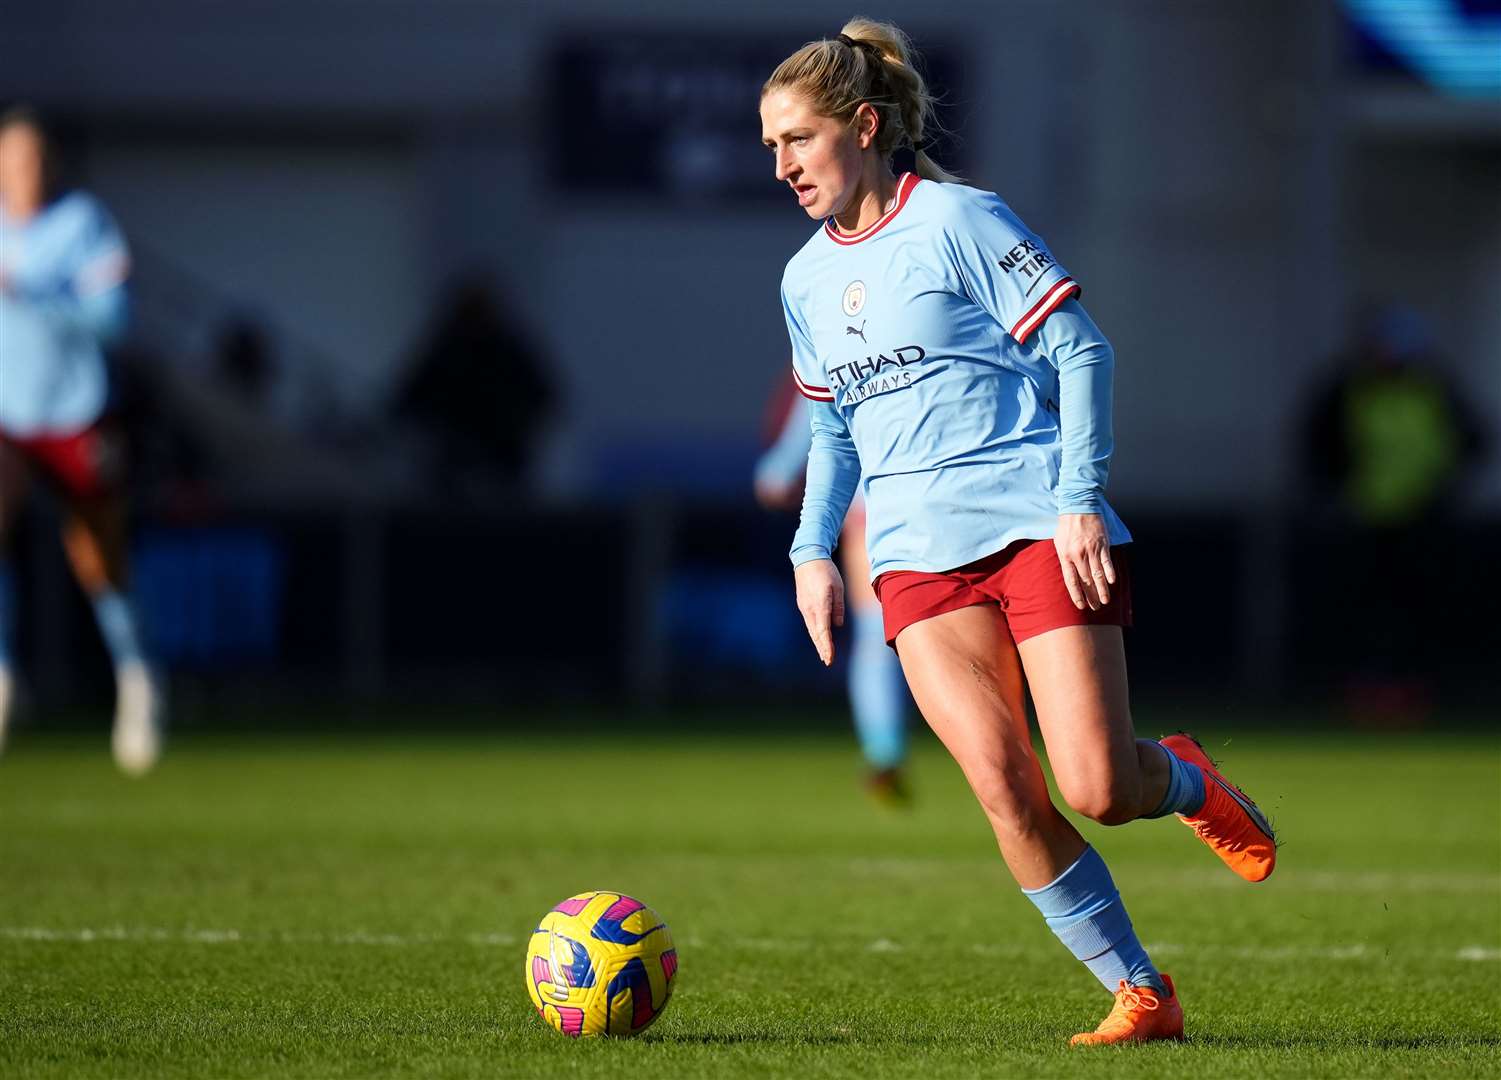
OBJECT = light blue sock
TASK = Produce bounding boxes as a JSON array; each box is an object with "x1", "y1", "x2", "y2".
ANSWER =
[
  {"x1": 0, "y1": 559, "x2": 14, "y2": 668},
  {"x1": 1145, "y1": 741, "x2": 1207, "y2": 818},
  {"x1": 847, "y1": 605, "x2": 907, "y2": 770},
  {"x1": 1022, "y1": 846, "x2": 1164, "y2": 994},
  {"x1": 90, "y1": 589, "x2": 147, "y2": 668}
]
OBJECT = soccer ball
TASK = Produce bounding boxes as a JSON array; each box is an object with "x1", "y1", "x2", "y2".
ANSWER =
[{"x1": 525, "y1": 891, "x2": 677, "y2": 1038}]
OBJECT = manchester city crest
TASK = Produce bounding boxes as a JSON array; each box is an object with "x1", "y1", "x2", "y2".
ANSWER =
[{"x1": 842, "y1": 280, "x2": 866, "y2": 317}]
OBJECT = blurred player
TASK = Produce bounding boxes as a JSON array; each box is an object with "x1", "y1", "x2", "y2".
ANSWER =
[
  {"x1": 0, "y1": 106, "x2": 164, "y2": 774},
  {"x1": 754, "y1": 373, "x2": 911, "y2": 804},
  {"x1": 761, "y1": 21, "x2": 1277, "y2": 1045}
]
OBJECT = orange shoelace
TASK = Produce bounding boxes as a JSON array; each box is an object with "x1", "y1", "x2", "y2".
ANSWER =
[
  {"x1": 1117, "y1": 981, "x2": 1160, "y2": 1009},
  {"x1": 1100, "y1": 980, "x2": 1162, "y2": 1026}
]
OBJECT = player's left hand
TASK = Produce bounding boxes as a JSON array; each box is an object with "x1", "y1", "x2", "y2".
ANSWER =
[{"x1": 1054, "y1": 513, "x2": 1115, "y2": 611}]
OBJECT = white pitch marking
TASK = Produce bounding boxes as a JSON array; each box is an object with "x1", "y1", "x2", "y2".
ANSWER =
[
  {"x1": 839, "y1": 860, "x2": 1501, "y2": 895},
  {"x1": 0, "y1": 927, "x2": 1491, "y2": 965},
  {"x1": 465, "y1": 932, "x2": 519, "y2": 946},
  {"x1": 1143, "y1": 942, "x2": 1374, "y2": 960},
  {"x1": 0, "y1": 926, "x2": 516, "y2": 947},
  {"x1": 186, "y1": 929, "x2": 243, "y2": 943}
]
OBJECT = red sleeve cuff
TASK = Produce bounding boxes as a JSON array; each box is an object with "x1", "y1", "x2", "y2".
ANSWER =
[
  {"x1": 1011, "y1": 277, "x2": 1080, "y2": 344},
  {"x1": 792, "y1": 366, "x2": 834, "y2": 402}
]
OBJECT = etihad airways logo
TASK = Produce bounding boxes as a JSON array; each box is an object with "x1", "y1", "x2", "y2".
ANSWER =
[{"x1": 828, "y1": 344, "x2": 926, "y2": 405}]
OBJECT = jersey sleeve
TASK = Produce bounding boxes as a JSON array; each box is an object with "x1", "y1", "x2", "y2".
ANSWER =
[
  {"x1": 781, "y1": 275, "x2": 858, "y2": 564},
  {"x1": 1029, "y1": 297, "x2": 1115, "y2": 514},
  {"x1": 941, "y1": 194, "x2": 1080, "y2": 345},
  {"x1": 27, "y1": 196, "x2": 130, "y2": 346},
  {"x1": 789, "y1": 397, "x2": 860, "y2": 566},
  {"x1": 72, "y1": 196, "x2": 132, "y2": 298},
  {"x1": 782, "y1": 280, "x2": 833, "y2": 402}
]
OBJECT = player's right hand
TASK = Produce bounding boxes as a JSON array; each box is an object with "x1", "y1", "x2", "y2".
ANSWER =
[{"x1": 794, "y1": 558, "x2": 845, "y2": 667}]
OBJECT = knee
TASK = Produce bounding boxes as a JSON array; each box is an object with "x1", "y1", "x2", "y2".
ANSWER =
[
  {"x1": 972, "y1": 782, "x2": 1029, "y2": 829},
  {"x1": 1059, "y1": 777, "x2": 1140, "y2": 827},
  {"x1": 969, "y1": 764, "x2": 1051, "y2": 835}
]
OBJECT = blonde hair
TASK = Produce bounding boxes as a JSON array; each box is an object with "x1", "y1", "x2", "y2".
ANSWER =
[{"x1": 762, "y1": 17, "x2": 962, "y2": 184}]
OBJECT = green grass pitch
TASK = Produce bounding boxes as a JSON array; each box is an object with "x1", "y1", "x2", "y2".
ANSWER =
[{"x1": 1, "y1": 713, "x2": 1498, "y2": 1078}]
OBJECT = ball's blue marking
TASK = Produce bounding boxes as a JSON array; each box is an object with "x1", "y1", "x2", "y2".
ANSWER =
[
  {"x1": 604, "y1": 956, "x2": 654, "y2": 1031},
  {"x1": 591, "y1": 918, "x2": 665, "y2": 946},
  {"x1": 553, "y1": 933, "x2": 596, "y2": 989}
]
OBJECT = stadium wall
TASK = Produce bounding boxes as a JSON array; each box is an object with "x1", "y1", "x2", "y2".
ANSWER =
[{"x1": 13, "y1": 1, "x2": 1492, "y2": 511}]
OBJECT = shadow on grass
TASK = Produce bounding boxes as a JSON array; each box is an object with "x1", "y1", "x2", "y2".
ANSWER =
[
  {"x1": 655, "y1": 1032, "x2": 876, "y2": 1046},
  {"x1": 1188, "y1": 1033, "x2": 1501, "y2": 1052},
  {"x1": 652, "y1": 1027, "x2": 1065, "y2": 1049},
  {"x1": 654, "y1": 1030, "x2": 1501, "y2": 1052}
]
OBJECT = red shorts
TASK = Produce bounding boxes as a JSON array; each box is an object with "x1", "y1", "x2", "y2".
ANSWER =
[
  {"x1": 2, "y1": 422, "x2": 123, "y2": 501},
  {"x1": 873, "y1": 538, "x2": 1133, "y2": 648}
]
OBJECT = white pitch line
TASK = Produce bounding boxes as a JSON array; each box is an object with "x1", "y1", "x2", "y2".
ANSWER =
[
  {"x1": 1144, "y1": 942, "x2": 1374, "y2": 960},
  {"x1": 0, "y1": 926, "x2": 518, "y2": 948},
  {"x1": 840, "y1": 860, "x2": 1501, "y2": 895},
  {"x1": 2, "y1": 927, "x2": 1494, "y2": 963}
]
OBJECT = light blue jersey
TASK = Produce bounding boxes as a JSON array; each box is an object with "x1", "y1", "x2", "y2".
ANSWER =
[
  {"x1": 0, "y1": 191, "x2": 130, "y2": 437},
  {"x1": 782, "y1": 173, "x2": 1130, "y2": 578}
]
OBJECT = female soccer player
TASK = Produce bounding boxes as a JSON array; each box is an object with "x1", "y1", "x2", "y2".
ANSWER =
[
  {"x1": 0, "y1": 106, "x2": 164, "y2": 774},
  {"x1": 760, "y1": 20, "x2": 1277, "y2": 1045},
  {"x1": 755, "y1": 374, "x2": 911, "y2": 804}
]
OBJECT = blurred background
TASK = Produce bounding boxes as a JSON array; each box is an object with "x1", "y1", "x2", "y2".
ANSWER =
[{"x1": 2, "y1": 0, "x2": 1497, "y2": 730}]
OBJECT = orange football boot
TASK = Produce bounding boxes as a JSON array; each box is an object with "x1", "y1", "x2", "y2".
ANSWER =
[
  {"x1": 865, "y1": 766, "x2": 912, "y2": 809},
  {"x1": 1071, "y1": 975, "x2": 1184, "y2": 1046},
  {"x1": 1160, "y1": 732, "x2": 1277, "y2": 883}
]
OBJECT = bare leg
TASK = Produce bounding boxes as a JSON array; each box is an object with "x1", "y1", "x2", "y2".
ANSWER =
[
  {"x1": 61, "y1": 492, "x2": 130, "y2": 597},
  {"x1": 839, "y1": 517, "x2": 877, "y2": 614},
  {"x1": 1017, "y1": 625, "x2": 1169, "y2": 826},
  {"x1": 62, "y1": 488, "x2": 162, "y2": 775},
  {"x1": 895, "y1": 604, "x2": 1085, "y2": 888}
]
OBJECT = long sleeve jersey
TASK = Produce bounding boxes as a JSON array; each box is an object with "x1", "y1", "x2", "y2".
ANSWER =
[
  {"x1": 0, "y1": 191, "x2": 130, "y2": 437},
  {"x1": 780, "y1": 173, "x2": 1130, "y2": 578}
]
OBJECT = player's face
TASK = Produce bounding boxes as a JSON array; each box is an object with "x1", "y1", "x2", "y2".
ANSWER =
[
  {"x1": 0, "y1": 125, "x2": 46, "y2": 218},
  {"x1": 760, "y1": 90, "x2": 865, "y2": 219}
]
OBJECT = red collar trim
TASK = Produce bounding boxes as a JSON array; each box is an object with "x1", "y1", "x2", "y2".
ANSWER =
[{"x1": 823, "y1": 173, "x2": 920, "y2": 246}]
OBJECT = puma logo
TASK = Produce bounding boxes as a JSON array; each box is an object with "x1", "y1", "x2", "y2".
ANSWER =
[{"x1": 845, "y1": 320, "x2": 867, "y2": 343}]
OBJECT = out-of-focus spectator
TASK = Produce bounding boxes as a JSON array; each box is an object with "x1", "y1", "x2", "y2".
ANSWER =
[
  {"x1": 1303, "y1": 303, "x2": 1485, "y2": 527},
  {"x1": 213, "y1": 317, "x2": 277, "y2": 411},
  {"x1": 393, "y1": 274, "x2": 556, "y2": 501},
  {"x1": 1300, "y1": 302, "x2": 1487, "y2": 720},
  {"x1": 128, "y1": 313, "x2": 365, "y2": 509},
  {"x1": 0, "y1": 104, "x2": 164, "y2": 773}
]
